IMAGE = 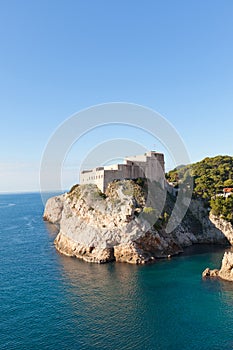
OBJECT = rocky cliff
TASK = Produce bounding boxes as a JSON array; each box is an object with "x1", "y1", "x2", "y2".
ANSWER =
[
  {"x1": 209, "y1": 214, "x2": 233, "y2": 245},
  {"x1": 202, "y1": 250, "x2": 233, "y2": 281},
  {"x1": 43, "y1": 180, "x2": 233, "y2": 264}
]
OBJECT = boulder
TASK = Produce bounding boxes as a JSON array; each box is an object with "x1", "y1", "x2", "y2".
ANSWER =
[
  {"x1": 202, "y1": 268, "x2": 219, "y2": 278},
  {"x1": 202, "y1": 251, "x2": 233, "y2": 281}
]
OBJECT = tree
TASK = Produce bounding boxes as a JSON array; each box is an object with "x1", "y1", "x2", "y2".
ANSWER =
[
  {"x1": 167, "y1": 155, "x2": 233, "y2": 223},
  {"x1": 223, "y1": 179, "x2": 233, "y2": 187}
]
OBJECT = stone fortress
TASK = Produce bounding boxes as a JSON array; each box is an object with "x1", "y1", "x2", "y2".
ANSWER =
[{"x1": 80, "y1": 151, "x2": 165, "y2": 192}]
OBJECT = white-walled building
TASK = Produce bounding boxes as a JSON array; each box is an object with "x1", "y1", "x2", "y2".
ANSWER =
[{"x1": 80, "y1": 151, "x2": 165, "y2": 192}]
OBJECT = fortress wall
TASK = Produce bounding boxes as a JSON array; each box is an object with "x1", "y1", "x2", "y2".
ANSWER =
[
  {"x1": 126, "y1": 152, "x2": 165, "y2": 188},
  {"x1": 103, "y1": 164, "x2": 145, "y2": 192},
  {"x1": 145, "y1": 157, "x2": 165, "y2": 188},
  {"x1": 125, "y1": 154, "x2": 147, "y2": 163},
  {"x1": 80, "y1": 152, "x2": 165, "y2": 192},
  {"x1": 80, "y1": 168, "x2": 105, "y2": 192}
]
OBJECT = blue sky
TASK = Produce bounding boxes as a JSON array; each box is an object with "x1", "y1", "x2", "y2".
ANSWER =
[{"x1": 0, "y1": 0, "x2": 233, "y2": 192}]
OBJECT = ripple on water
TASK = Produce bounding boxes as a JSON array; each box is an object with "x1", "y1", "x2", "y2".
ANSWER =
[{"x1": 0, "y1": 202, "x2": 16, "y2": 208}]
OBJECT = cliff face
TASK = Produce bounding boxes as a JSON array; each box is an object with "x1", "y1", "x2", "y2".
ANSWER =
[
  {"x1": 209, "y1": 214, "x2": 233, "y2": 245},
  {"x1": 43, "y1": 180, "x2": 232, "y2": 264},
  {"x1": 201, "y1": 215, "x2": 233, "y2": 282},
  {"x1": 218, "y1": 251, "x2": 233, "y2": 281},
  {"x1": 203, "y1": 250, "x2": 233, "y2": 281}
]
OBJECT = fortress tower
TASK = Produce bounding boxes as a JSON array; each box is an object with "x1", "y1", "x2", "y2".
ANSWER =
[{"x1": 80, "y1": 151, "x2": 165, "y2": 193}]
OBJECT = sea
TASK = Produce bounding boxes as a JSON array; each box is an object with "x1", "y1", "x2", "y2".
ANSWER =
[{"x1": 1, "y1": 193, "x2": 233, "y2": 350}]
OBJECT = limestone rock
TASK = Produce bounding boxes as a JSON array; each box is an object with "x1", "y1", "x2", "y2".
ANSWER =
[
  {"x1": 188, "y1": 200, "x2": 229, "y2": 244},
  {"x1": 209, "y1": 214, "x2": 233, "y2": 245},
  {"x1": 218, "y1": 251, "x2": 233, "y2": 281},
  {"x1": 114, "y1": 242, "x2": 153, "y2": 264},
  {"x1": 43, "y1": 180, "x2": 232, "y2": 264},
  {"x1": 202, "y1": 268, "x2": 219, "y2": 278},
  {"x1": 202, "y1": 251, "x2": 233, "y2": 281},
  {"x1": 55, "y1": 232, "x2": 114, "y2": 263},
  {"x1": 43, "y1": 194, "x2": 65, "y2": 224}
]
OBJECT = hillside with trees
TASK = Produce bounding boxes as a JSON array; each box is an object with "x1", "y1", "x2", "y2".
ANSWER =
[{"x1": 166, "y1": 155, "x2": 233, "y2": 223}]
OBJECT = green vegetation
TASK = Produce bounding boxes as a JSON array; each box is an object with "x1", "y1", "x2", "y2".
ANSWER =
[
  {"x1": 67, "y1": 184, "x2": 81, "y2": 200},
  {"x1": 121, "y1": 181, "x2": 134, "y2": 196},
  {"x1": 143, "y1": 206, "x2": 155, "y2": 214},
  {"x1": 92, "y1": 189, "x2": 107, "y2": 200},
  {"x1": 68, "y1": 183, "x2": 80, "y2": 194},
  {"x1": 210, "y1": 196, "x2": 233, "y2": 223},
  {"x1": 113, "y1": 179, "x2": 146, "y2": 206},
  {"x1": 142, "y1": 207, "x2": 158, "y2": 225},
  {"x1": 68, "y1": 183, "x2": 106, "y2": 202},
  {"x1": 140, "y1": 180, "x2": 172, "y2": 228},
  {"x1": 166, "y1": 155, "x2": 233, "y2": 223}
]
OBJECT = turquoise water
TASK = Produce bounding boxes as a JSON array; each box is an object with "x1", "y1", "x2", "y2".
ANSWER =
[{"x1": 1, "y1": 193, "x2": 233, "y2": 350}]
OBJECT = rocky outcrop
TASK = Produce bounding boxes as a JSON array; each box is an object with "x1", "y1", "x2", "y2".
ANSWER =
[
  {"x1": 43, "y1": 194, "x2": 65, "y2": 224},
  {"x1": 187, "y1": 200, "x2": 230, "y2": 244},
  {"x1": 209, "y1": 214, "x2": 233, "y2": 245},
  {"x1": 43, "y1": 180, "x2": 232, "y2": 264},
  {"x1": 202, "y1": 268, "x2": 219, "y2": 278},
  {"x1": 54, "y1": 232, "x2": 115, "y2": 263},
  {"x1": 202, "y1": 250, "x2": 233, "y2": 281},
  {"x1": 219, "y1": 251, "x2": 233, "y2": 281}
]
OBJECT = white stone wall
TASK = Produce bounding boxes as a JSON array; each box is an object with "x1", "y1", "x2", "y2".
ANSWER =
[
  {"x1": 80, "y1": 151, "x2": 165, "y2": 192},
  {"x1": 80, "y1": 168, "x2": 105, "y2": 192},
  {"x1": 125, "y1": 152, "x2": 165, "y2": 188},
  {"x1": 103, "y1": 164, "x2": 145, "y2": 191}
]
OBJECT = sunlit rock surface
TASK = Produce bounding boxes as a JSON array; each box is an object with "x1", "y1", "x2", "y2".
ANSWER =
[{"x1": 44, "y1": 180, "x2": 231, "y2": 264}]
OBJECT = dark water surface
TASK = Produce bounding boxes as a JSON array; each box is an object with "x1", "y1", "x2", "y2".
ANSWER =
[{"x1": 1, "y1": 193, "x2": 233, "y2": 350}]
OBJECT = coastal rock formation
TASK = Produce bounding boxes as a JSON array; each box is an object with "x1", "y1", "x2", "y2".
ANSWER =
[
  {"x1": 43, "y1": 180, "x2": 232, "y2": 264},
  {"x1": 43, "y1": 194, "x2": 65, "y2": 224},
  {"x1": 202, "y1": 250, "x2": 233, "y2": 281},
  {"x1": 187, "y1": 200, "x2": 230, "y2": 244},
  {"x1": 209, "y1": 214, "x2": 233, "y2": 245},
  {"x1": 202, "y1": 268, "x2": 219, "y2": 278}
]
